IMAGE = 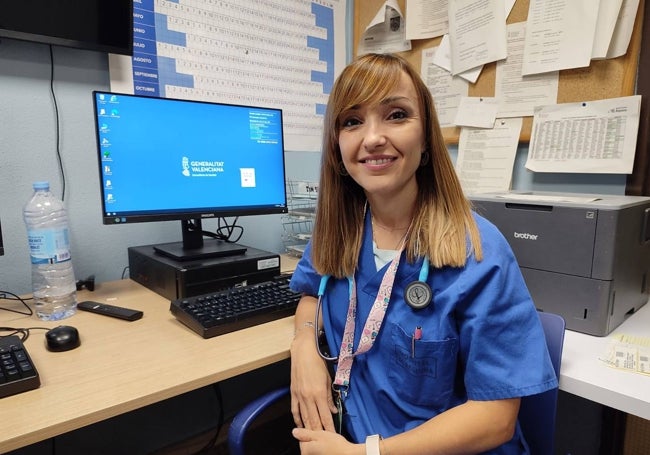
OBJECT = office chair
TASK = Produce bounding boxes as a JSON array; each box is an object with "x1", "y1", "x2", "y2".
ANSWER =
[
  {"x1": 518, "y1": 311, "x2": 566, "y2": 455},
  {"x1": 228, "y1": 385, "x2": 292, "y2": 455},
  {"x1": 228, "y1": 311, "x2": 565, "y2": 455}
]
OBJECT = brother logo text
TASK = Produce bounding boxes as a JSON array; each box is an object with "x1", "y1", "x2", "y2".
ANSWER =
[{"x1": 513, "y1": 232, "x2": 539, "y2": 240}]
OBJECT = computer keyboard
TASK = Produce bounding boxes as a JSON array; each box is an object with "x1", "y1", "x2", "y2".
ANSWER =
[
  {"x1": 0, "y1": 335, "x2": 41, "y2": 399},
  {"x1": 170, "y1": 274, "x2": 301, "y2": 338}
]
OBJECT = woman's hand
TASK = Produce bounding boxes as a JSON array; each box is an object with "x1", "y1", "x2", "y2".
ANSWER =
[
  {"x1": 292, "y1": 428, "x2": 361, "y2": 455},
  {"x1": 290, "y1": 328, "x2": 338, "y2": 432}
]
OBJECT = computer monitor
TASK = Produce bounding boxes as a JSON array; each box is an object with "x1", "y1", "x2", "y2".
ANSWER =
[
  {"x1": 0, "y1": 217, "x2": 4, "y2": 256},
  {"x1": 92, "y1": 91, "x2": 288, "y2": 261}
]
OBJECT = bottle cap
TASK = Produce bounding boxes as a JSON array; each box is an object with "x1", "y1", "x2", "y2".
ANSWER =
[{"x1": 33, "y1": 181, "x2": 49, "y2": 190}]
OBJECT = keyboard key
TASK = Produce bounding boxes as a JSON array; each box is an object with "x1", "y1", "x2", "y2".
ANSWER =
[{"x1": 0, "y1": 336, "x2": 41, "y2": 398}]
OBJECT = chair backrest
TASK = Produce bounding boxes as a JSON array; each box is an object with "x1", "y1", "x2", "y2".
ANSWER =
[
  {"x1": 518, "y1": 311, "x2": 566, "y2": 455},
  {"x1": 228, "y1": 385, "x2": 291, "y2": 455}
]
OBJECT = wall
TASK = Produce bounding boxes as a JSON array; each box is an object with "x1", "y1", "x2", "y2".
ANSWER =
[
  {"x1": 0, "y1": 38, "x2": 315, "y2": 296},
  {"x1": 0, "y1": 40, "x2": 315, "y2": 452},
  {"x1": 0, "y1": 28, "x2": 631, "y2": 296}
]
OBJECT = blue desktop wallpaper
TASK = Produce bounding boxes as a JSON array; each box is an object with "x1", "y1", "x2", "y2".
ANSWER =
[{"x1": 94, "y1": 92, "x2": 287, "y2": 218}]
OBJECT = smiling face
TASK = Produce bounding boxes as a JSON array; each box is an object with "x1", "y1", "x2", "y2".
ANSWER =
[{"x1": 337, "y1": 71, "x2": 425, "y2": 203}]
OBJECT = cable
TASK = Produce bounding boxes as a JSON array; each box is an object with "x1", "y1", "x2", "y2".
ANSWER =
[
  {"x1": 48, "y1": 45, "x2": 66, "y2": 201},
  {"x1": 202, "y1": 217, "x2": 244, "y2": 243},
  {"x1": 0, "y1": 291, "x2": 34, "y2": 316},
  {"x1": 0, "y1": 326, "x2": 50, "y2": 342},
  {"x1": 218, "y1": 216, "x2": 243, "y2": 242},
  {"x1": 193, "y1": 382, "x2": 224, "y2": 454}
]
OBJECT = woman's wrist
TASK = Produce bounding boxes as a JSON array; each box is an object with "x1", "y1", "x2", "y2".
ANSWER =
[
  {"x1": 293, "y1": 320, "x2": 324, "y2": 339},
  {"x1": 294, "y1": 320, "x2": 317, "y2": 336},
  {"x1": 290, "y1": 322, "x2": 319, "y2": 353}
]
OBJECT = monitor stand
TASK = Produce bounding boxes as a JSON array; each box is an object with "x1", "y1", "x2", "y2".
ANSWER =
[{"x1": 153, "y1": 219, "x2": 247, "y2": 261}]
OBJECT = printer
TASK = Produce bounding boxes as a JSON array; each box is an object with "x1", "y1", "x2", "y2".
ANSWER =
[{"x1": 470, "y1": 191, "x2": 650, "y2": 336}]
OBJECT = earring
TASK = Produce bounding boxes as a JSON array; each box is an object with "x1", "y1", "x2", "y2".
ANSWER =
[
  {"x1": 420, "y1": 151, "x2": 430, "y2": 167},
  {"x1": 338, "y1": 161, "x2": 349, "y2": 176}
]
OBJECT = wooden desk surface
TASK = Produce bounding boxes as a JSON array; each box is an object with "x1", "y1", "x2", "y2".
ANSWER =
[{"x1": 0, "y1": 255, "x2": 299, "y2": 454}]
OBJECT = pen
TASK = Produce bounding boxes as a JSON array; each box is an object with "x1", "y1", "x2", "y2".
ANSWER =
[{"x1": 412, "y1": 326, "x2": 422, "y2": 358}]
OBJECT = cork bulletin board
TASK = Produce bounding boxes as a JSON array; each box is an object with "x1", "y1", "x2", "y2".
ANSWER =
[{"x1": 353, "y1": 0, "x2": 645, "y2": 144}]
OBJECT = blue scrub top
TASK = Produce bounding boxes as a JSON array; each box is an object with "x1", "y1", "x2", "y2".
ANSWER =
[{"x1": 290, "y1": 212, "x2": 558, "y2": 454}]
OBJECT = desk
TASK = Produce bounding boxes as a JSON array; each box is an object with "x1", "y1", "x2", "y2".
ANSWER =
[
  {"x1": 559, "y1": 302, "x2": 650, "y2": 421},
  {"x1": 1, "y1": 254, "x2": 649, "y2": 452},
  {"x1": 0, "y1": 256, "x2": 299, "y2": 454}
]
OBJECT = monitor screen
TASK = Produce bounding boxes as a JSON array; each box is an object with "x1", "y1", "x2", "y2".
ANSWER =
[
  {"x1": 92, "y1": 91, "x2": 288, "y2": 260},
  {"x1": 0, "y1": 1, "x2": 133, "y2": 55}
]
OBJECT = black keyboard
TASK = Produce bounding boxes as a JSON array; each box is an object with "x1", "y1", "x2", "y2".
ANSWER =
[
  {"x1": 170, "y1": 275, "x2": 301, "y2": 338},
  {"x1": 0, "y1": 335, "x2": 41, "y2": 398}
]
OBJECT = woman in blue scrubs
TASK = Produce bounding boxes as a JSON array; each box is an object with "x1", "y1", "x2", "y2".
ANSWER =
[{"x1": 289, "y1": 53, "x2": 557, "y2": 454}]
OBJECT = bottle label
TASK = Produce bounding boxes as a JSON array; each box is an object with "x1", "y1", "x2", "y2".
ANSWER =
[{"x1": 27, "y1": 227, "x2": 72, "y2": 264}]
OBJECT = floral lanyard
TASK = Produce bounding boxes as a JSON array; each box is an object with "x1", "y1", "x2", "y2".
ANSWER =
[{"x1": 332, "y1": 240, "x2": 404, "y2": 395}]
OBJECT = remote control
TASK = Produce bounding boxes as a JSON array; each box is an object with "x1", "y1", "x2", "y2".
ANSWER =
[{"x1": 77, "y1": 301, "x2": 143, "y2": 321}]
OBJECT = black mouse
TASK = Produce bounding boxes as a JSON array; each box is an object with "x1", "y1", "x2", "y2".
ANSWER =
[{"x1": 45, "y1": 325, "x2": 81, "y2": 352}]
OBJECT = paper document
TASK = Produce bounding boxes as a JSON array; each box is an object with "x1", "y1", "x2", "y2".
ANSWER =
[
  {"x1": 432, "y1": 0, "x2": 513, "y2": 84},
  {"x1": 495, "y1": 22, "x2": 559, "y2": 118},
  {"x1": 447, "y1": 0, "x2": 507, "y2": 75},
  {"x1": 522, "y1": 0, "x2": 599, "y2": 75},
  {"x1": 504, "y1": 0, "x2": 516, "y2": 19},
  {"x1": 108, "y1": 0, "x2": 348, "y2": 153},
  {"x1": 405, "y1": 0, "x2": 448, "y2": 40},
  {"x1": 591, "y1": 0, "x2": 623, "y2": 59},
  {"x1": 358, "y1": 0, "x2": 411, "y2": 55},
  {"x1": 526, "y1": 95, "x2": 642, "y2": 174},
  {"x1": 606, "y1": 0, "x2": 641, "y2": 59},
  {"x1": 456, "y1": 118, "x2": 522, "y2": 195},
  {"x1": 600, "y1": 333, "x2": 650, "y2": 376},
  {"x1": 454, "y1": 97, "x2": 499, "y2": 129},
  {"x1": 421, "y1": 47, "x2": 469, "y2": 128},
  {"x1": 432, "y1": 34, "x2": 483, "y2": 84}
]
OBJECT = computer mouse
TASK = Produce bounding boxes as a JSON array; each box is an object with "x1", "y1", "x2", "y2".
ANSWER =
[{"x1": 45, "y1": 325, "x2": 81, "y2": 352}]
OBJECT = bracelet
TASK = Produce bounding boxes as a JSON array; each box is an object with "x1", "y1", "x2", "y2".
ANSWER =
[
  {"x1": 365, "y1": 434, "x2": 382, "y2": 455},
  {"x1": 293, "y1": 321, "x2": 322, "y2": 337}
]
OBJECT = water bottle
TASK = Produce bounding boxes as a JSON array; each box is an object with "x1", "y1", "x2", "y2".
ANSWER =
[{"x1": 23, "y1": 181, "x2": 77, "y2": 321}]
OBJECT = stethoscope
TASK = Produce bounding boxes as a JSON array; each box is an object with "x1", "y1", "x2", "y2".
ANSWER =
[{"x1": 314, "y1": 257, "x2": 433, "y2": 363}]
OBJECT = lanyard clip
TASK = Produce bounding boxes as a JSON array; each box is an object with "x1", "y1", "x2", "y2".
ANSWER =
[
  {"x1": 332, "y1": 382, "x2": 349, "y2": 398},
  {"x1": 331, "y1": 383, "x2": 347, "y2": 434}
]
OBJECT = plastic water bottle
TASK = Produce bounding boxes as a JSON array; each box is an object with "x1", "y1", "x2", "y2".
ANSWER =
[{"x1": 23, "y1": 181, "x2": 77, "y2": 321}]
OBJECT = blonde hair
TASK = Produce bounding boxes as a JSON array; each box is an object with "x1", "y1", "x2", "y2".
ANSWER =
[{"x1": 311, "y1": 53, "x2": 482, "y2": 278}]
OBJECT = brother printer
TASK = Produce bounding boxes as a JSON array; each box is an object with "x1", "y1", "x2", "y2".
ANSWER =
[{"x1": 470, "y1": 191, "x2": 650, "y2": 336}]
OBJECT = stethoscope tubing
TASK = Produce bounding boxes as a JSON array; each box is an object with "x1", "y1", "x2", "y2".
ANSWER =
[
  {"x1": 315, "y1": 274, "x2": 338, "y2": 362},
  {"x1": 314, "y1": 257, "x2": 431, "y2": 363}
]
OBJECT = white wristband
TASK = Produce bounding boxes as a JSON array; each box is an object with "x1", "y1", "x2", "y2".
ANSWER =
[{"x1": 365, "y1": 434, "x2": 381, "y2": 455}]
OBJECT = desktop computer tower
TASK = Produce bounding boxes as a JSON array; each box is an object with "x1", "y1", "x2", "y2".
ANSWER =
[{"x1": 128, "y1": 244, "x2": 281, "y2": 300}]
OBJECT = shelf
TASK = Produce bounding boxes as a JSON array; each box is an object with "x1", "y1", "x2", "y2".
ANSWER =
[{"x1": 282, "y1": 180, "x2": 317, "y2": 257}]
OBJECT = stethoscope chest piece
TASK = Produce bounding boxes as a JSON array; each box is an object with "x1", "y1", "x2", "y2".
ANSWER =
[{"x1": 405, "y1": 280, "x2": 433, "y2": 310}]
